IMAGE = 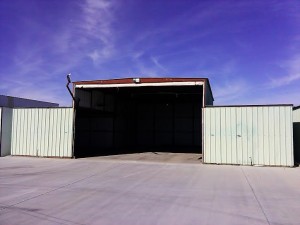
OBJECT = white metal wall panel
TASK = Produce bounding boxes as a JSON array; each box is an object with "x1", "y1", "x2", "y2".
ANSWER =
[
  {"x1": 11, "y1": 108, "x2": 74, "y2": 158},
  {"x1": 0, "y1": 108, "x2": 13, "y2": 156},
  {"x1": 203, "y1": 106, "x2": 294, "y2": 166},
  {"x1": 294, "y1": 108, "x2": 300, "y2": 122}
]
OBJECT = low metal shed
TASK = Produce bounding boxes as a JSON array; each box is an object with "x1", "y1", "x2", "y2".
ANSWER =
[{"x1": 203, "y1": 105, "x2": 294, "y2": 166}]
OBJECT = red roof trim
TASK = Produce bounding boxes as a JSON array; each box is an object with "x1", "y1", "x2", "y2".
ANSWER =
[{"x1": 73, "y1": 77, "x2": 207, "y2": 85}]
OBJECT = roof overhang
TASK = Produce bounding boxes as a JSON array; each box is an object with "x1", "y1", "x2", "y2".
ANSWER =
[{"x1": 74, "y1": 81, "x2": 204, "y2": 89}]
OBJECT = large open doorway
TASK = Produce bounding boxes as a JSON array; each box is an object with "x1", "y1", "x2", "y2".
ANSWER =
[{"x1": 73, "y1": 85, "x2": 203, "y2": 161}]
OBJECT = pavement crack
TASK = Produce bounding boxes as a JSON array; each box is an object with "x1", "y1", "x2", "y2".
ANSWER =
[{"x1": 241, "y1": 167, "x2": 271, "y2": 225}]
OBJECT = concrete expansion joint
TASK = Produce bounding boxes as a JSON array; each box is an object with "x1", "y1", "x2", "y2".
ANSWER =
[{"x1": 241, "y1": 167, "x2": 271, "y2": 225}]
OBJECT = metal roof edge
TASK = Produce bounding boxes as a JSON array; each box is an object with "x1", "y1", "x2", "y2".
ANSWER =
[
  {"x1": 73, "y1": 77, "x2": 208, "y2": 84},
  {"x1": 0, "y1": 94, "x2": 59, "y2": 105}
]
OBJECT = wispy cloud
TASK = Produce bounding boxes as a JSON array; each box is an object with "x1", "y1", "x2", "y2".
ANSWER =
[
  {"x1": 0, "y1": 0, "x2": 117, "y2": 105},
  {"x1": 268, "y1": 54, "x2": 300, "y2": 88},
  {"x1": 151, "y1": 56, "x2": 168, "y2": 72},
  {"x1": 213, "y1": 79, "x2": 249, "y2": 104},
  {"x1": 79, "y1": 0, "x2": 116, "y2": 63}
]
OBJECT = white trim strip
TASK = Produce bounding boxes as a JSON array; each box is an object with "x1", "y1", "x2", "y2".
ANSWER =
[{"x1": 75, "y1": 81, "x2": 204, "y2": 89}]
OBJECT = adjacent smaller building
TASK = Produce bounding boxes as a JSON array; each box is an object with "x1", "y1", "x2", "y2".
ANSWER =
[{"x1": 0, "y1": 95, "x2": 59, "y2": 157}]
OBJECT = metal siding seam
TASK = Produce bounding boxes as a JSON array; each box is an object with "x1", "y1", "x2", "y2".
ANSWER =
[
  {"x1": 43, "y1": 109, "x2": 49, "y2": 157},
  {"x1": 231, "y1": 107, "x2": 236, "y2": 164},
  {"x1": 63, "y1": 108, "x2": 69, "y2": 157},
  {"x1": 236, "y1": 107, "x2": 241, "y2": 164},
  {"x1": 50, "y1": 109, "x2": 55, "y2": 156},
  {"x1": 59, "y1": 108, "x2": 64, "y2": 157},
  {"x1": 64, "y1": 108, "x2": 68, "y2": 157},
  {"x1": 64, "y1": 109, "x2": 69, "y2": 157},
  {"x1": 55, "y1": 109, "x2": 60, "y2": 157},
  {"x1": 223, "y1": 107, "x2": 227, "y2": 163},
  {"x1": 203, "y1": 108, "x2": 207, "y2": 162},
  {"x1": 204, "y1": 108, "x2": 207, "y2": 162},
  {"x1": 247, "y1": 108, "x2": 251, "y2": 165},
  {"x1": 30, "y1": 109, "x2": 34, "y2": 155},
  {"x1": 63, "y1": 109, "x2": 69, "y2": 157},
  {"x1": 25, "y1": 109, "x2": 29, "y2": 156},
  {"x1": 269, "y1": 107, "x2": 274, "y2": 165},
  {"x1": 274, "y1": 107, "x2": 279, "y2": 165},
  {"x1": 250, "y1": 107, "x2": 253, "y2": 164},
  {"x1": 206, "y1": 108, "x2": 211, "y2": 163},
  {"x1": 43, "y1": 109, "x2": 48, "y2": 157},
  {"x1": 52, "y1": 109, "x2": 56, "y2": 156},
  {"x1": 216, "y1": 107, "x2": 221, "y2": 163},
  {"x1": 10, "y1": 109, "x2": 13, "y2": 155},
  {"x1": 284, "y1": 106, "x2": 288, "y2": 166},
  {"x1": 12, "y1": 110, "x2": 16, "y2": 155},
  {"x1": 252, "y1": 108, "x2": 258, "y2": 165},
  {"x1": 222, "y1": 107, "x2": 226, "y2": 164},
  {"x1": 280, "y1": 107, "x2": 287, "y2": 166},
  {"x1": 68, "y1": 109, "x2": 74, "y2": 157},
  {"x1": 226, "y1": 108, "x2": 233, "y2": 164},
  {"x1": 21, "y1": 109, "x2": 24, "y2": 156},
  {"x1": 27, "y1": 109, "x2": 31, "y2": 156},
  {"x1": 286, "y1": 107, "x2": 293, "y2": 166},
  {"x1": 220, "y1": 107, "x2": 223, "y2": 163},
  {"x1": 252, "y1": 108, "x2": 256, "y2": 164},
  {"x1": 18, "y1": 110, "x2": 22, "y2": 155},
  {"x1": 30, "y1": 109, "x2": 35, "y2": 156},
  {"x1": 15, "y1": 109, "x2": 19, "y2": 155},
  {"x1": 243, "y1": 108, "x2": 248, "y2": 164},
  {"x1": 35, "y1": 109, "x2": 39, "y2": 156},
  {"x1": 279, "y1": 107, "x2": 283, "y2": 166},
  {"x1": 211, "y1": 108, "x2": 215, "y2": 163},
  {"x1": 39, "y1": 108, "x2": 44, "y2": 156},
  {"x1": 290, "y1": 107, "x2": 294, "y2": 166},
  {"x1": 203, "y1": 108, "x2": 205, "y2": 162},
  {"x1": 22, "y1": 109, "x2": 26, "y2": 156},
  {"x1": 58, "y1": 109, "x2": 63, "y2": 157},
  {"x1": 262, "y1": 107, "x2": 266, "y2": 165},
  {"x1": 21, "y1": 110, "x2": 25, "y2": 156},
  {"x1": 48, "y1": 109, "x2": 54, "y2": 156}
]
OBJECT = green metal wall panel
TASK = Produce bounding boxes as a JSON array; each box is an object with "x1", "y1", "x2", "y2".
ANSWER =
[
  {"x1": 203, "y1": 106, "x2": 294, "y2": 166},
  {"x1": 11, "y1": 108, "x2": 74, "y2": 158}
]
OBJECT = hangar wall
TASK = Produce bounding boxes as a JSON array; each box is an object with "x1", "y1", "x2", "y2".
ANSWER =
[
  {"x1": 11, "y1": 108, "x2": 74, "y2": 158},
  {"x1": 203, "y1": 105, "x2": 294, "y2": 166}
]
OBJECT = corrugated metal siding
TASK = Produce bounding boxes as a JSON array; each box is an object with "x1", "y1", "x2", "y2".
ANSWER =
[
  {"x1": 11, "y1": 108, "x2": 74, "y2": 158},
  {"x1": 0, "y1": 108, "x2": 13, "y2": 156},
  {"x1": 203, "y1": 106, "x2": 294, "y2": 166},
  {"x1": 294, "y1": 108, "x2": 300, "y2": 122}
]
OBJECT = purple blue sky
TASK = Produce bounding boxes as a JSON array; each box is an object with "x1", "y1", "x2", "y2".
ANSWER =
[{"x1": 0, "y1": 0, "x2": 300, "y2": 106}]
